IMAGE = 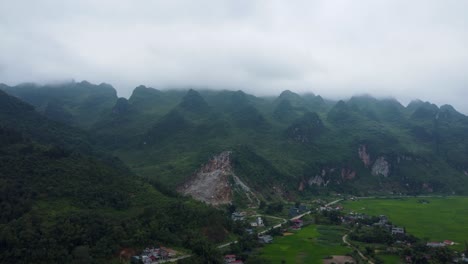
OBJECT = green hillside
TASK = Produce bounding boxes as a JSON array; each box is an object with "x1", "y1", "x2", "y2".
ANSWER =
[
  {"x1": 2, "y1": 82, "x2": 468, "y2": 199},
  {"x1": 0, "y1": 90, "x2": 232, "y2": 263}
]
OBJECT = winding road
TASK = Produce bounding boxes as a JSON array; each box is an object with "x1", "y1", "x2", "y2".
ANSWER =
[
  {"x1": 166, "y1": 198, "x2": 346, "y2": 262},
  {"x1": 342, "y1": 234, "x2": 375, "y2": 264},
  {"x1": 157, "y1": 199, "x2": 375, "y2": 264},
  {"x1": 219, "y1": 198, "x2": 344, "y2": 247}
]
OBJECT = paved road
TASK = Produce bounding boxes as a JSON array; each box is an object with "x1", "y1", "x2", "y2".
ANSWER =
[
  {"x1": 223, "y1": 198, "x2": 344, "y2": 246},
  {"x1": 217, "y1": 240, "x2": 238, "y2": 249},
  {"x1": 353, "y1": 195, "x2": 446, "y2": 200},
  {"x1": 325, "y1": 199, "x2": 343, "y2": 207}
]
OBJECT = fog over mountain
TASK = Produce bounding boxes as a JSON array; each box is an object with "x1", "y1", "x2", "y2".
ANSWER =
[{"x1": 1, "y1": 0, "x2": 468, "y2": 112}]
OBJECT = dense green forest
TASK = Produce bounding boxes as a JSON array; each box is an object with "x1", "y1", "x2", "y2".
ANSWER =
[
  {"x1": 2, "y1": 81, "x2": 468, "y2": 262},
  {"x1": 0, "y1": 90, "x2": 235, "y2": 263},
  {"x1": 2, "y1": 82, "x2": 468, "y2": 199},
  {"x1": 7, "y1": 82, "x2": 468, "y2": 196}
]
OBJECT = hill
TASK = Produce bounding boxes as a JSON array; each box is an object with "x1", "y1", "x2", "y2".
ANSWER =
[
  {"x1": 2, "y1": 82, "x2": 468, "y2": 200},
  {"x1": 0, "y1": 90, "x2": 233, "y2": 263}
]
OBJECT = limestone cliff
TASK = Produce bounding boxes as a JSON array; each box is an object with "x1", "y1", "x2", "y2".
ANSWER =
[
  {"x1": 372, "y1": 157, "x2": 390, "y2": 177},
  {"x1": 305, "y1": 167, "x2": 355, "y2": 188},
  {"x1": 358, "y1": 145, "x2": 371, "y2": 167}
]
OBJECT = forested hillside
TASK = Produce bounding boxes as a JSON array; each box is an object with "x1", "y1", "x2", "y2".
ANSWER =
[
  {"x1": 2, "y1": 82, "x2": 468, "y2": 201},
  {"x1": 0, "y1": 90, "x2": 233, "y2": 263}
]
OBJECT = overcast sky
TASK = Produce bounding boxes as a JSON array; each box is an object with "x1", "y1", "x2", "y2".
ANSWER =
[{"x1": 1, "y1": 0, "x2": 468, "y2": 112}]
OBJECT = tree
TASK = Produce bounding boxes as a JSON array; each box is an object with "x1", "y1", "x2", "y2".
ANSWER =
[
  {"x1": 71, "y1": 246, "x2": 92, "y2": 264},
  {"x1": 259, "y1": 201, "x2": 266, "y2": 210}
]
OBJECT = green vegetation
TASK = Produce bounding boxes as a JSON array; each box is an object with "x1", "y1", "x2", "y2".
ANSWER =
[
  {"x1": 343, "y1": 197, "x2": 468, "y2": 250},
  {"x1": 2, "y1": 82, "x2": 468, "y2": 261},
  {"x1": 0, "y1": 90, "x2": 234, "y2": 263},
  {"x1": 4, "y1": 82, "x2": 468, "y2": 198},
  {"x1": 259, "y1": 225, "x2": 351, "y2": 263},
  {"x1": 377, "y1": 254, "x2": 402, "y2": 264}
]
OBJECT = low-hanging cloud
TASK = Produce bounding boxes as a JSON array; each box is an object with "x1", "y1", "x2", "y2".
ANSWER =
[{"x1": 1, "y1": 0, "x2": 468, "y2": 113}]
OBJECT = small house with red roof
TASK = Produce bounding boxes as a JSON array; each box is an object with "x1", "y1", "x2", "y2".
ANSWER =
[
  {"x1": 291, "y1": 219, "x2": 303, "y2": 227},
  {"x1": 444, "y1": 240, "x2": 454, "y2": 246}
]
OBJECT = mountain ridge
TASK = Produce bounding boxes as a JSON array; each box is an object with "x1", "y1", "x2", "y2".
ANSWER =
[
  {"x1": 0, "y1": 89, "x2": 236, "y2": 263},
  {"x1": 2, "y1": 81, "x2": 468, "y2": 198}
]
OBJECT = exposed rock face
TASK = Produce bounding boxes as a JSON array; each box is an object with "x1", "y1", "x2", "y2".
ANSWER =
[
  {"x1": 358, "y1": 145, "x2": 371, "y2": 167},
  {"x1": 298, "y1": 181, "x2": 305, "y2": 191},
  {"x1": 372, "y1": 157, "x2": 390, "y2": 177},
  {"x1": 178, "y1": 151, "x2": 258, "y2": 206},
  {"x1": 178, "y1": 151, "x2": 233, "y2": 205},
  {"x1": 307, "y1": 166, "x2": 356, "y2": 187},
  {"x1": 308, "y1": 175, "x2": 329, "y2": 187}
]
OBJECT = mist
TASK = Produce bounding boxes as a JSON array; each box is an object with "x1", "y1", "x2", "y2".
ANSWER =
[{"x1": 1, "y1": 0, "x2": 468, "y2": 112}]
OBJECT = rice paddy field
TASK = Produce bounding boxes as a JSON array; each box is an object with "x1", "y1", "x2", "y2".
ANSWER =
[
  {"x1": 342, "y1": 196, "x2": 468, "y2": 250},
  {"x1": 260, "y1": 225, "x2": 351, "y2": 263}
]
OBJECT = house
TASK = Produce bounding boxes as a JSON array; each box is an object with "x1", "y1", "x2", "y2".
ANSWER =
[
  {"x1": 444, "y1": 240, "x2": 455, "y2": 246},
  {"x1": 141, "y1": 256, "x2": 151, "y2": 264},
  {"x1": 231, "y1": 212, "x2": 245, "y2": 221},
  {"x1": 224, "y1": 254, "x2": 244, "y2": 264},
  {"x1": 379, "y1": 215, "x2": 388, "y2": 225},
  {"x1": 391, "y1": 227, "x2": 405, "y2": 235},
  {"x1": 224, "y1": 254, "x2": 236, "y2": 263},
  {"x1": 245, "y1": 228, "x2": 253, "y2": 235},
  {"x1": 291, "y1": 225, "x2": 301, "y2": 231},
  {"x1": 160, "y1": 247, "x2": 177, "y2": 258},
  {"x1": 289, "y1": 207, "x2": 299, "y2": 217},
  {"x1": 251, "y1": 217, "x2": 264, "y2": 227},
  {"x1": 343, "y1": 212, "x2": 366, "y2": 224},
  {"x1": 291, "y1": 219, "x2": 303, "y2": 227},
  {"x1": 426, "y1": 242, "x2": 445, "y2": 248},
  {"x1": 258, "y1": 235, "x2": 273, "y2": 244},
  {"x1": 373, "y1": 215, "x2": 390, "y2": 227},
  {"x1": 257, "y1": 217, "x2": 264, "y2": 226},
  {"x1": 461, "y1": 253, "x2": 468, "y2": 262}
]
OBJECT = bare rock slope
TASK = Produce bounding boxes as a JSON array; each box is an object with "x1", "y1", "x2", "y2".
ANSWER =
[{"x1": 178, "y1": 151, "x2": 258, "y2": 206}]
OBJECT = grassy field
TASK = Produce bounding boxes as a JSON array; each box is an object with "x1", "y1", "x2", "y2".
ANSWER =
[
  {"x1": 260, "y1": 225, "x2": 351, "y2": 263},
  {"x1": 342, "y1": 196, "x2": 468, "y2": 250},
  {"x1": 377, "y1": 254, "x2": 402, "y2": 263}
]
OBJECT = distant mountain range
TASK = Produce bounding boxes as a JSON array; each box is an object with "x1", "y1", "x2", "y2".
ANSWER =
[{"x1": 2, "y1": 81, "x2": 468, "y2": 202}]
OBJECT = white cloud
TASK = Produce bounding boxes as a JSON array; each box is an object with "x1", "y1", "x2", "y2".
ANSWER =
[{"x1": 1, "y1": 0, "x2": 468, "y2": 112}]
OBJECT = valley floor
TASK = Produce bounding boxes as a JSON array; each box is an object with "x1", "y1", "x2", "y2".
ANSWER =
[
  {"x1": 342, "y1": 196, "x2": 468, "y2": 251},
  {"x1": 259, "y1": 225, "x2": 351, "y2": 264}
]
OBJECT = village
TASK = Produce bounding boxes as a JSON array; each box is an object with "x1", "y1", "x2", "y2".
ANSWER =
[
  {"x1": 129, "y1": 246, "x2": 180, "y2": 264},
  {"x1": 224, "y1": 197, "x2": 466, "y2": 264},
  {"x1": 126, "y1": 198, "x2": 466, "y2": 264}
]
